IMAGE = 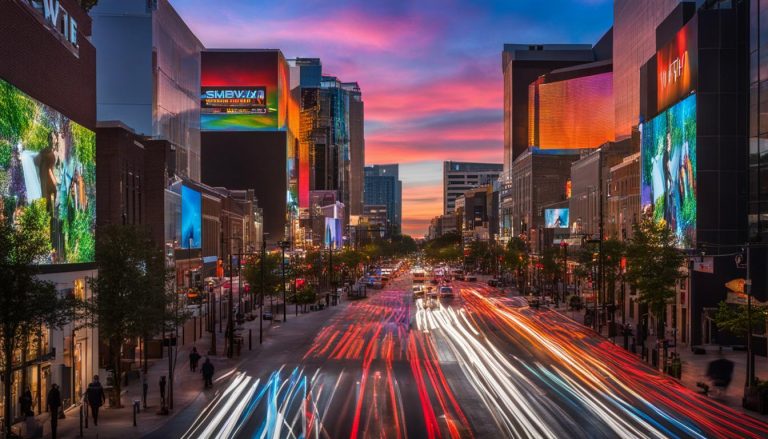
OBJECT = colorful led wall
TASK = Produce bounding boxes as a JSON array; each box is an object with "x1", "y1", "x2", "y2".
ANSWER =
[
  {"x1": 657, "y1": 18, "x2": 697, "y2": 114},
  {"x1": 181, "y1": 185, "x2": 202, "y2": 249},
  {"x1": 201, "y1": 51, "x2": 286, "y2": 131},
  {"x1": 641, "y1": 93, "x2": 697, "y2": 248},
  {"x1": 0, "y1": 78, "x2": 96, "y2": 263},
  {"x1": 534, "y1": 72, "x2": 614, "y2": 150},
  {"x1": 324, "y1": 217, "x2": 342, "y2": 249}
]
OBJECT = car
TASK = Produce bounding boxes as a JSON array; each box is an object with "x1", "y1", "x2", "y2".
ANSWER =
[
  {"x1": 439, "y1": 286, "x2": 454, "y2": 298},
  {"x1": 263, "y1": 311, "x2": 273, "y2": 320},
  {"x1": 466, "y1": 274, "x2": 477, "y2": 282}
]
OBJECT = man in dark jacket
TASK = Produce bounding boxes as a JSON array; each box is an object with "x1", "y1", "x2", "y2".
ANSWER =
[
  {"x1": 189, "y1": 347, "x2": 201, "y2": 372},
  {"x1": 46, "y1": 384, "x2": 62, "y2": 439},
  {"x1": 19, "y1": 386, "x2": 33, "y2": 417},
  {"x1": 201, "y1": 357, "x2": 215, "y2": 388},
  {"x1": 86, "y1": 375, "x2": 106, "y2": 426}
]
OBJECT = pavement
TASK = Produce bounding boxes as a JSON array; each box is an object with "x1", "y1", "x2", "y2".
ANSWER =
[{"x1": 17, "y1": 293, "x2": 352, "y2": 439}]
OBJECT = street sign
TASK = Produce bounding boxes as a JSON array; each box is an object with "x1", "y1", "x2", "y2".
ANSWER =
[{"x1": 692, "y1": 257, "x2": 714, "y2": 273}]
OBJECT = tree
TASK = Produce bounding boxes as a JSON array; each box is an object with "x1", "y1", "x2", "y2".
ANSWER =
[
  {"x1": 624, "y1": 219, "x2": 686, "y2": 335},
  {"x1": 0, "y1": 216, "x2": 81, "y2": 436},
  {"x1": 715, "y1": 301, "x2": 768, "y2": 338},
  {"x1": 540, "y1": 246, "x2": 562, "y2": 293},
  {"x1": 90, "y1": 225, "x2": 170, "y2": 407},
  {"x1": 602, "y1": 239, "x2": 625, "y2": 317},
  {"x1": 504, "y1": 237, "x2": 529, "y2": 294},
  {"x1": 243, "y1": 253, "x2": 282, "y2": 310},
  {"x1": 424, "y1": 231, "x2": 462, "y2": 264}
]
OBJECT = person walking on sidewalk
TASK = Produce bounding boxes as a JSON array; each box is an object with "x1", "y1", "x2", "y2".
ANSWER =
[
  {"x1": 46, "y1": 384, "x2": 62, "y2": 439},
  {"x1": 159, "y1": 376, "x2": 167, "y2": 406},
  {"x1": 189, "y1": 346, "x2": 201, "y2": 372},
  {"x1": 201, "y1": 357, "x2": 215, "y2": 388},
  {"x1": 20, "y1": 386, "x2": 33, "y2": 418},
  {"x1": 86, "y1": 375, "x2": 106, "y2": 426}
]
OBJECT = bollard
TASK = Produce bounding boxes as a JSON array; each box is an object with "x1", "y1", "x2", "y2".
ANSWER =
[
  {"x1": 249, "y1": 329, "x2": 252, "y2": 351},
  {"x1": 79, "y1": 404, "x2": 83, "y2": 437},
  {"x1": 133, "y1": 400, "x2": 140, "y2": 426}
]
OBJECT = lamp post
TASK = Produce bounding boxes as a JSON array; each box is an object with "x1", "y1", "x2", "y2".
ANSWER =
[
  {"x1": 260, "y1": 238, "x2": 266, "y2": 344},
  {"x1": 279, "y1": 240, "x2": 290, "y2": 323}
]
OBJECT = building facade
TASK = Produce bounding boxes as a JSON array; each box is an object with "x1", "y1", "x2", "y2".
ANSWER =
[
  {"x1": 443, "y1": 161, "x2": 502, "y2": 215},
  {"x1": 91, "y1": 0, "x2": 204, "y2": 181},
  {"x1": 364, "y1": 164, "x2": 402, "y2": 234},
  {"x1": 0, "y1": 0, "x2": 99, "y2": 421}
]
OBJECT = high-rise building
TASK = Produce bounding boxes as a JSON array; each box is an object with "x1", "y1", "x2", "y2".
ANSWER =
[
  {"x1": 200, "y1": 49, "x2": 296, "y2": 241},
  {"x1": 749, "y1": 0, "x2": 768, "y2": 240},
  {"x1": 443, "y1": 161, "x2": 502, "y2": 215},
  {"x1": 343, "y1": 82, "x2": 365, "y2": 216},
  {"x1": 91, "y1": 0, "x2": 204, "y2": 181},
  {"x1": 364, "y1": 165, "x2": 402, "y2": 234},
  {"x1": 502, "y1": 41, "x2": 608, "y2": 169}
]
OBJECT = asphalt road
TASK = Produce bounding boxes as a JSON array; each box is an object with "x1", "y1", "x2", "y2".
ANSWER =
[{"x1": 147, "y1": 275, "x2": 768, "y2": 439}]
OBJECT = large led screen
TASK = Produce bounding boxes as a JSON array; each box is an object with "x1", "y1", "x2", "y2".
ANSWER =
[
  {"x1": 545, "y1": 208, "x2": 569, "y2": 229},
  {"x1": 0, "y1": 78, "x2": 95, "y2": 264},
  {"x1": 201, "y1": 51, "x2": 284, "y2": 131},
  {"x1": 181, "y1": 185, "x2": 202, "y2": 249},
  {"x1": 324, "y1": 217, "x2": 342, "y2": 250},
  {"x1": 534, "y1": 72, "x2": 614, "y2": 150},
  {"x1": 641, "y1": 94, "x2": 697, "y2": 248},
  {"x1": 657, "y1": 17, "x2": 697, "y2": 114}
]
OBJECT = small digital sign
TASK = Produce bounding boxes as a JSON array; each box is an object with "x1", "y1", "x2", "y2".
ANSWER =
[
  {"x1": 324, "y1": 217, "x2": 343, "y2": 250},
  {"x1": 544, "y1": 208, "x2": 569, "y2": 229},
  {"x1": 181, "y1": 185, "x2": 202, "y2": 249}
]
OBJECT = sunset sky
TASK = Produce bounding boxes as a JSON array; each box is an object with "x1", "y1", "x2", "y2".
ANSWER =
[{"x1": 172, "y1": 0, "x2": 613, "y2": 237}]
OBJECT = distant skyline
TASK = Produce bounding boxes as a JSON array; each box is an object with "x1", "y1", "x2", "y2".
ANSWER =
[{"x1": 172, "y1": 0, "x2": 613, "y2": 236}]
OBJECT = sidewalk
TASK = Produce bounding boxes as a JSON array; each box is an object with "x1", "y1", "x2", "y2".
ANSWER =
[
  {"x1": 20, "y1": 295, "x2": 354, "y2": 439},
  {"x1": 541, "y1": 297, "x2": 768, "y2": 421}
]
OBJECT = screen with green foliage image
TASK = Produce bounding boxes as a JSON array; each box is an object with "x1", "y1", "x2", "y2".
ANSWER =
[
  {"x1": 640, "y1": 93, "x2": 696, "y2": 248},
  {"x1": 0, "y1": 78, "x2": 96, "y2": 263}
]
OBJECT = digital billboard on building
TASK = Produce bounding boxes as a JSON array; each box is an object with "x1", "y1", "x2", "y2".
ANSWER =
[
  {"x1": 201, "y1": 51, "x2": 287, "y2": 131},
  {"x1": 656, "y1": 17, "x2": 697, "y2": 114},
  {"x1": 544, "y1": 208, "x2": 569, "y2": 229},
  {"x1": 181, "y1": 185, "x2": 202, "y2": 249},
  {"x1": 641, "y1": 93, "x2": 697, "y2": 248},
  {"x1": 0, "y1": 78, "x2": 96, "y2": 263},
  {"x1": 534, "y1": 72, "x2": 614, "y2": 150},
  {"x1": 324, "y1": 217, "x2": 342, "y2": 249}
]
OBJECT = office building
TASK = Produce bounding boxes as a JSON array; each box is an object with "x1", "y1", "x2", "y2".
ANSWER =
[
  {"x1": 443, "y1": 161, "x2": 502, "y2": 215},
  {"x1": 365, "y1": 164, "x2": 402, "y2": 233},
  {"x1": 606, "y1": 151, "x2": 641, "y2": 241},
  {"x1": 460, "y1": 185, "x2": 500, "y2": 243},
  {"x1": 91, "y1": 0, "x2": 204, "y2": 181},
  {"x1": 749, "y1": 0, "x2": 768, "y2": 240},
  {"x1": 343, "y1": 82, "x2": 365, "y2": 216},
  {"x1": 0, "y1": 0, "x2": 98, "y2": 418}
]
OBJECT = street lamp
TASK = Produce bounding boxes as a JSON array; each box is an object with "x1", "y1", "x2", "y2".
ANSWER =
[{"x1": 279, "y1": 240, "x2": 290, "y2": 323}]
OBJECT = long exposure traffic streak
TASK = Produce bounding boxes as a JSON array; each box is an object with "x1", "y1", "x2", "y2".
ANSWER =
[{"x1": 174, "y1": 279, "x2": 768, "y2": 439}]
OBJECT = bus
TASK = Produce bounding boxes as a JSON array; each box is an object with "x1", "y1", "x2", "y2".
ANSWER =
[{"x1": 412, "y1": 268, "x2": 426, "y2": 283}]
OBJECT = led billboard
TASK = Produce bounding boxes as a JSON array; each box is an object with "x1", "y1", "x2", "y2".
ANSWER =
[
  {"x1": 641, "y1": 94, "x2": 697, "y2": 248},
  {"x1": 181, "y1": 185, "x2": 202, "y2": 249},
  {"x1": 0, "y1": 78, "x2": 95, "y2": 264},
  {"x1": 534, "y1": 72, "x2": 614, "y2": 150},
  {"x1": 201, "y1": 51, "x2": 284, "y2": 131},
  {"x1": 656, "y1": 18, "x2": 697, "y2": 114},
  {"x1": 545, "y1": 208, "x2": 569, "y2": 229},
  {"x1": 324, "y1": 217, "x2": 343, "y2": 249}
]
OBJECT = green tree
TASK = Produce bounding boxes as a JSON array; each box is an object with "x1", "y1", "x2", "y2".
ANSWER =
[
  {"x1": 424, "y1": 231, "x2": 462, "y2": 264},
  {"x1": 625, "y1": 219, "x2": 686, "y2": 334},
  {"x1": 602, "y1": 239, "x2": 625, "y2": 316},
  {"x1": 714, "y1": 301, "x2": 767, "y2": 337},
  {"x1": 504, "y1": 237, "x2": 529, "y2": 293},
  {"x1": 243, "y1": 252, "x2": 282, "y2": 310},
  {"x1": 0, "y1": 216, "x2": 81, "y2": 436},
  {"x1": 91, "y1": 225, "x2": 170, "y2": 407}
]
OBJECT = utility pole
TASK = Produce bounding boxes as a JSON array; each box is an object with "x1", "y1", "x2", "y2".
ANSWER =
[{"x1": 260, "y1": 239, "x2": 266, "y2": 344}]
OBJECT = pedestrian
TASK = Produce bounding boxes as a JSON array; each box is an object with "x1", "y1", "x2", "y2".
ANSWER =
[
  {"x1": 86, "y1": 375, "x2": 105, "y2": 426},
  {"x1": 201, "y1": 357, "x2": 214, "y2": 389},
  {"x1": 19, "y1": 385, "x2": 33, "y2": 417},
  {"x1": 142, "y1": 371, "x2": 148, "y2": 409},
  {"x1": 46, "y1": 384, "x2": 61, "y2": 439},
  {"x1": 159, "y1": 376, "x2": 167, "y2": 406},
  {"x1": 189, "y1": 346, "x2": 201, "y2": 372}
]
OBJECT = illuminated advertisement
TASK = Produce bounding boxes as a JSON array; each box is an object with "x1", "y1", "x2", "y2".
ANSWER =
[
  {"x1": 533, "y1": 71, "x2": 614, "y2": 149},
  {"x1": 544, "y1": 208, "x2": 569, "y2": 229},
  {"x1": 181, "y1": 185, "x2": 202, "y2": 248},
  {"x1": 324, "y1": 217, "x2": 343, "y2": 249},
  {"x1": 201, "y1": 51, "x2": 286, "y2": 131},
  {"x1": 0, "y1": 78, "x2": 95, "y2": 264},
  {"x1": 641, "y1": 94, "x2": 697, "y2": 248},
  {"x1": 657, "y1": 17, "x2": 697, "y2": 114}
]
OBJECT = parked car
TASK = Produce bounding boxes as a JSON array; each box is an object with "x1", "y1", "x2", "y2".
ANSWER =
[{"x1": 263, "y1": 311, "x2": 273, "y2": 320}]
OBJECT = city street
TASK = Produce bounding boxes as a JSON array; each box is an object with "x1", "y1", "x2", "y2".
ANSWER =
[{"x1": 145, "y1": 275, "x2": 768, "y2": 439}]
